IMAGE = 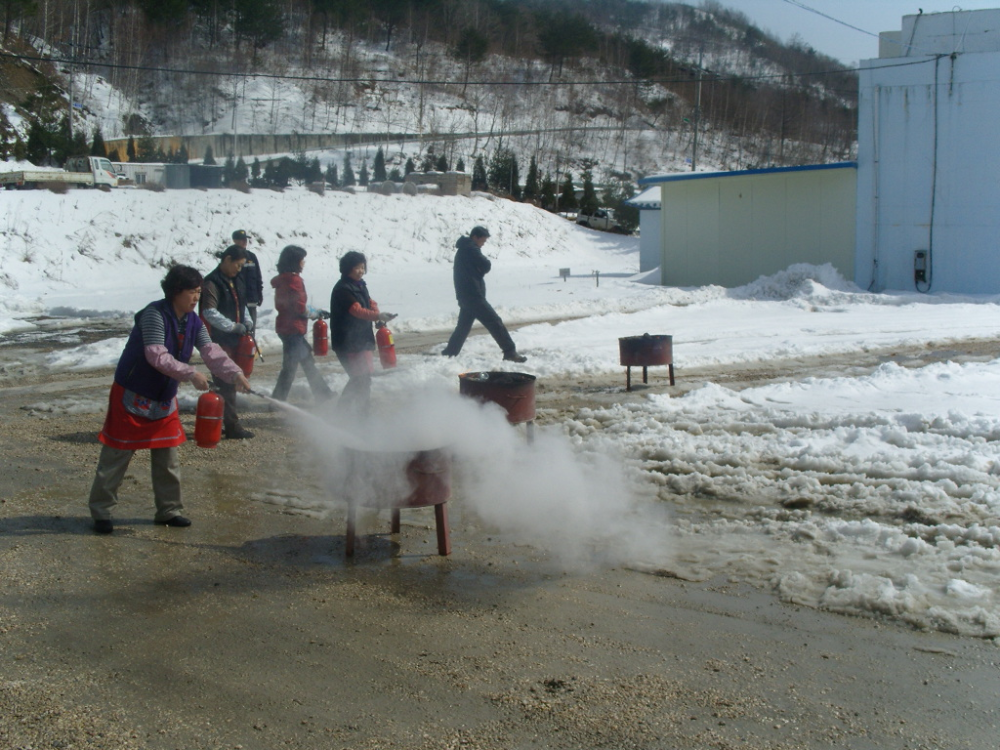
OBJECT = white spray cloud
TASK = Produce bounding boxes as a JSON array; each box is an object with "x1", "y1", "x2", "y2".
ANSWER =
[{"x1": 266, "y1": 378, "x2": 672, "y2": 570}]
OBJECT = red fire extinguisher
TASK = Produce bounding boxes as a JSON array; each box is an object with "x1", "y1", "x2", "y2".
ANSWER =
[
  {"x1": 376, "y1": 321, "x2": 396, "y2": 369},
  {"x1": 195, "y1": 391, "x2": 224, "y2": 448},
  {"x1": 313, "y1": 318, "x2": 329, "y2": 356},
  {"x1": 234, "y1": 335, "x2": 256, "y2": 377}
]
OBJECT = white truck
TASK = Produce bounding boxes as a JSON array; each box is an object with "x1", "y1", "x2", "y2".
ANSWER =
[
  {"x1": 0, "y1": 156, "x2": 118, "y2": 189},
  {"x1": 576, "y1": 208, "x2": 623, "y2": 232}
]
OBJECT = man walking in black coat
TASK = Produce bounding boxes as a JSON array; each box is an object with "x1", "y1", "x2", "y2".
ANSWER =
[
  {"x1": 232, "y1": 229, "x2": 264, "y2": 328},
  {"x1": 442, "y1": 225, "x2": 526, "y2": 362}
]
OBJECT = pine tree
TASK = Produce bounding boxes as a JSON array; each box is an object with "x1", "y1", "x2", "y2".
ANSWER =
[
  {"x1": 293, "y1": 153, "x2": 310, "y2": 183},
  {"x1": 359, "y1": 162, "x2": 369, "y2": 186},
  {"x1": 579, "y1": 169, "x2": 599, "y2": 214},
  {"x1": 107, "y1": 148, "x2": 122, "y2": 162},
  {"x1": 25, "y1": 120, "x2": 50, "y2": 165},
  {"x1": 234, "y1": 0, "x2": 285, "y2": 64},
  {"x1": 308, "y1": 157, "x2": 322, "y2": 184},
  {"x1": 404, "y1": 157, "x2": 415, "y2": 175},
  {"x1": 90, "y1": 127, "x2": 106, "y2": 157},
  {"x1": 325, "y1": 162, "x2": 339, "y2": 187},
  {"x1": 510, "y1": 154, "x2": 521, "y2": 200},
  {"x1": 127, "y1": 137, "x2": 137, "y2": 162},
  {"x1": 388, "y1": 167, "x2": 402, "y2": 182},
  {"x1": 236, "y1": 156, "x2": 249, "y2": 183},
  {"x1": 204, "y1": 146, "x2": 216, "y2": 165},
  {"x1": 178, "y1": 145, "x2": 189, "y2": 163},
  {"x1": 455, "y1": 156, "x2": 465, "y2": 172},
  {"x1": 435, "y1": 154, "x2": 449, "y2": 172},
  {"x1": 373, "y1": 147, "x2": 387, "y2": 182},
  {"x1": 342, "y1": 153, "x2": 356, "y2": 186},
  {"x1": 275, "y1": 157, "x2": 293, "y2": 187},
  {"x1": 251, "y1": 158, "x2": 262, "y2": 185},
  {"x1": 558, "y1": 174, "x2": 578, "y2": 211},
  {"x1": 603, "y1": 180, "x2": 639, "y2": 234},
  {"x1": 224, "y1": 153, "x2": 237, "y2": 184},
  {"x1": 421, "y1": 150, "x2": 436, "y2": 172},
  {"x1": 453, "y1": 26, "x2": 490, "y2": 95},
  {"x1": 137, "y1": 136, "x2": 157, "y2": 163},
  {"x1": 263, "y1": 160, "x2": 279, "y2": 187},
  {"x1": 69, "y1": 127, "x2": 88, "y2": 161},
  {"x1": 539, "y1": 174, "x2": 558, "y2": 211},
  {"x1": 523, "y1": 156, "x2": 539, "y2": 201},
  {"x1": 488, "y1": 147, "x2": 519, "y2": 197},
  {"x1": 471, "y1": 156, "x2": 487, "y2": 191}
]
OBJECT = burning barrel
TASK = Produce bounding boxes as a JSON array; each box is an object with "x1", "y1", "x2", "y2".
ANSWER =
[
  {"x1": 459, "y1": 371, "x2": 537, "y2": 442},
  {"x1": 619, "y1": 334, "x2": 674, "y2": 391},
  {"x1": 343, "y1": 447, "x2": 452, "y2": 557}
]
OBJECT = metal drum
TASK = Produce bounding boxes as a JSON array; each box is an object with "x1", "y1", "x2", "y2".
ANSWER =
[{"x1": 618, "y1": 334, "x2": 675, "y2": 391}]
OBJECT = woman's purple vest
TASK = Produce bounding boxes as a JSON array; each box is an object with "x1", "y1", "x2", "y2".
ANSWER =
[{"x1": 114, "y1": 299, "x2": 200, "y2": 403}]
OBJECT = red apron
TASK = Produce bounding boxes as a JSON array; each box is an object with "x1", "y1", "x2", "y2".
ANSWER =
[{"x1": 98, "y1": 382, "x2": 187, "y2": 451}]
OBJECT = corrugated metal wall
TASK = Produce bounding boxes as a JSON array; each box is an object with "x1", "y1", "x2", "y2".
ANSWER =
[{"x1": 656, "y1": 166, "x2": 856, "y2": 288}]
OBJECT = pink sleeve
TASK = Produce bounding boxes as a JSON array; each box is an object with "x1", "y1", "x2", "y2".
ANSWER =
[
  {"x1": 199, "y1": 342, "x2": 245, "y2": 383},
  {"x1": 348, "y1": 300, "x2": 381, "y2": 322},
  {"x1": 145, "y1": 345, "x2": 197, "y2": 382}
]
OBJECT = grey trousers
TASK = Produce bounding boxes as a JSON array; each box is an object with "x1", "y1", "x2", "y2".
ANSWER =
[
  {"x1": 272, "y1": 334, "x2": 333, "y2": 402},
  {"x1": 88, "y1": 444, "x2": 183, "y2": 522}
]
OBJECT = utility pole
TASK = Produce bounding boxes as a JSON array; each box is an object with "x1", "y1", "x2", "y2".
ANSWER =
[
  {"x1": 691, "y1": 45, "x2": 703, "y2": 172},
  {"x1": 231, "y1": 77, "x2": 239, "y2": 159},
  {"x1": 68, "y1": 65, "x2": 75, "y2": 144}
]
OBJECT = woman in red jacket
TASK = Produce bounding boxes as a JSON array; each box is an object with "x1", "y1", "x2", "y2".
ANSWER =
[{"x1": 270, "y1": 245, "x2": 334, "y2": 402}]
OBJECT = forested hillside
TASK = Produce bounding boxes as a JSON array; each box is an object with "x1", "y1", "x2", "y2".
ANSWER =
[{"x1": 0, "y1": 0, "x2": 858, "y2": 196}]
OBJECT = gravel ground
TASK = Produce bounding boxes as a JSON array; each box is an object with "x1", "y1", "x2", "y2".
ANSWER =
[{"x1": 2, "y1": 332, "x2": 1000, "y2": 749}]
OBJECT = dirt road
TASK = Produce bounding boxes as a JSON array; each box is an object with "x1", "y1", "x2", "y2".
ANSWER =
[{"x1": 2, "y1": 327, "x2": 999, "y2": 749}]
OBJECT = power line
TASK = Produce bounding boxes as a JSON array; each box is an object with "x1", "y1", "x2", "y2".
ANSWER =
[
  {"x1": 0, "y1": 49, "x2": 957, "y2": 107},
  {"x1": 779, "y1": 0, "x2": 932, "y2": 56},
  {"x1": 0, "y1": 50, "x2": 862, "y2": 89},
  {"x1": 780, "y1": 0, "x2": 882, "y2": 42}
]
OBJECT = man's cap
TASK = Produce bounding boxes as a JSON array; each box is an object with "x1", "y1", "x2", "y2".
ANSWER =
[
  {"x1": 470, "y1": 225, "x2": 490, "y2": 238},
  {"x1": 232, "y1": 229, "x2": 249, "y2": 241}
]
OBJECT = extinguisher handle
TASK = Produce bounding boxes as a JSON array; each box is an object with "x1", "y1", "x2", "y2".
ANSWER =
[{"x1": 249, "y1": 333, "x2": 264, "y2": 362}]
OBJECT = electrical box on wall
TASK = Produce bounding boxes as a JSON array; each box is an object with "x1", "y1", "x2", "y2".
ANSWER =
[{"x1": 914, "y1": 250, "x2": 928, "y2": 284}]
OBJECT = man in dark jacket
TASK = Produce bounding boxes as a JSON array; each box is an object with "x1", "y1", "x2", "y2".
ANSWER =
[
  {"x1": 233, "y1": 229, "x2": 264, "y2": 327},
  {"x1": 201, "y1": 245, "x2": 255, "y2": 439},
  {"x1": 441, "y1": 225, "x2": 526, "y2": 362}
]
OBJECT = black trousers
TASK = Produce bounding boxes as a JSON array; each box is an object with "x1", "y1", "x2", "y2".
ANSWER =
[
  {"x1": 443, "y1": 298, "x2": 516, "y2": 356},
  {"x1": 212, "y1": 375, "x2": 241, "y2": 434}
]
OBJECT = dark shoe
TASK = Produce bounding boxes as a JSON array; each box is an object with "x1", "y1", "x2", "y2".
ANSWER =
[
  {"x1": 502, "y1": 351, "x2": 527, "y2": 363},
  {"x1": 157, "y1": 515, "x2": 192, "y2": 528},
  {"x1": 224, "y1": 427, "x2": 255, "y2": 440},
  {"x1": 93, "y1": 519, "x2": 114, "y2": 534},
  {"x1": 441, "y1": 350, "x2": 458, "y2": 357}
]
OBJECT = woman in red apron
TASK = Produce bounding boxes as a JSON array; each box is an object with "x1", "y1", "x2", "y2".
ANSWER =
[{"x1": 88, "y1": 265, "x2": 251, "y2": 534}]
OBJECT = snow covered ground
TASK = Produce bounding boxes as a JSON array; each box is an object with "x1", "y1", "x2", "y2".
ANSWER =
[{"x1": 4, "y1": 186, "x2": 1000, "y2": 639}]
